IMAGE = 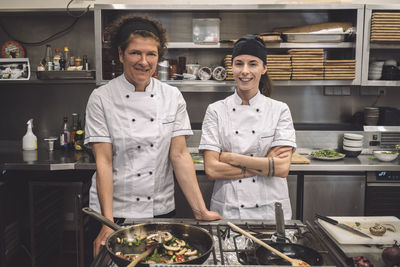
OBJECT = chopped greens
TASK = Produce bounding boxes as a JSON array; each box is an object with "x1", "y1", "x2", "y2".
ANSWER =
[
  {"x1": 134, "y1": 237, "x2": 141, "y2": 246},
  {"x1": 381, "y1": 151, "x2": 398, "y2": 155},
  {"x1": 355, "y1": 222, "x2": 361, "y2": 227},
  {"x1": 311, "y1": 149, "x2": 342, "y2": 158}
]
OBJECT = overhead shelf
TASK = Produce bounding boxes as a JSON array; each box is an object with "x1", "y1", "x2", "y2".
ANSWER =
[
  {"x1": 167, "y1": 42, "x2": 355, "y2": 49},
  {"x1": 370, "y1": 43, "x2": 400, "y2": 49}
]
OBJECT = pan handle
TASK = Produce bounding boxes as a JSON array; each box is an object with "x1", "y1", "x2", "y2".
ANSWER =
[{"x1": 82, "y1": 207, "x2": 122, "y2": 231}]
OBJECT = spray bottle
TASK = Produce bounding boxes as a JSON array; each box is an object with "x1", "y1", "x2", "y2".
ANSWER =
[{"x1": 22, "y1": 119, "x2": 37, "y2": 150}]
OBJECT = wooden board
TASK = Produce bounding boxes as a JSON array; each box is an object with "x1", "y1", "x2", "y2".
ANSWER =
[
  {"x1": 318, "y1": 216, "x2": 400, "y2": 245},
  {"x1": 291, "y1": 152, "x2": 310, "y2": 164}
]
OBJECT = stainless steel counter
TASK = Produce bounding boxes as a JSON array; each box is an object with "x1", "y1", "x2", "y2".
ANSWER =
[{"x1": 1, "y1": 141, "x2": 399, "y2": 172}]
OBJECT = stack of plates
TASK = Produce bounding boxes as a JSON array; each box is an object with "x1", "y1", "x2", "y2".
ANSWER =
[
  {"x1": 364, "y1": 107, "x2": 380, "y2": 125},
  {"x1": 289, "y1": 49, "x2": 324, "y2": 80},
  {"x1": 324, "y1": 60, "x2": 356, "y2": 80},
  {"x1": 343, "y1": 133, "x2": 363, "y2": 157},
  {"x1": 224, "y1": 55, "x2": 234, "y2": 81},
  {"x1": 371, "y1": 12, "x2": 400, "y2": 42},
  {"x1": 266, "y1": 55, "x2": 292, "y2": 80}
]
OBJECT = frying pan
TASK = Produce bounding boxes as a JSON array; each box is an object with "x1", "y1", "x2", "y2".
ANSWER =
[
  {"x1": 255, "y1": 242, "x2": 323, "y2": 266},
  {"x1": 83, "y1": 207, "x2": 214, "y2": 267}
]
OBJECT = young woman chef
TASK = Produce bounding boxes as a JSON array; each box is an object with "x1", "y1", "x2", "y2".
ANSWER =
[
  {"x1": 84, "y1": 15, "x2": 221, "y2": 258},
  {"x1": 199, "y1": 35, "x2": 296, "y2": 220}
]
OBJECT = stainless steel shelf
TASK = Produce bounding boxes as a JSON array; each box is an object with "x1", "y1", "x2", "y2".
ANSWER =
[
  {"x1": 167, "y1": 42, "x2": 355, "y2": 49},
  {"x1": 166, "y1": 80, "x2": 235, "y2": 92},
  {"x1": 273, "y1": 80, "x2": 358, "y2": 86},
  {"x1": 361, "y1": 80, "x2": 400, "y2": 87}
]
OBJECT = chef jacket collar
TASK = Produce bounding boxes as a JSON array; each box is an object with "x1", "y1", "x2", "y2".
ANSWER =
[
  {"x1": 233, "y1": 89, "x2": 262, "y2": 106},
  {"x1": 121, "y1": 74, "x2": 155, "y2": 93}
]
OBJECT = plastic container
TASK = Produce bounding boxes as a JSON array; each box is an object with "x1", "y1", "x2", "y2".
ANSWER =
[{"x1": 192, "y1": 18, "x2": 220, "y2": 44}]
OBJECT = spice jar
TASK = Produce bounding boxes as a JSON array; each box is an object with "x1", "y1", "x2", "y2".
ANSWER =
[{"x1": 75, "y1": 56, "x2": 82, "y2": 67}]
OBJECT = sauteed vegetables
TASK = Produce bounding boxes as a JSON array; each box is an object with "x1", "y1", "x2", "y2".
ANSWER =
[
  {"x1": 115, "y1": 231, "x2": 200, "y2": 263},
  {"x1": 311, "y1": 149, "x2": 342, "y2": 158}
]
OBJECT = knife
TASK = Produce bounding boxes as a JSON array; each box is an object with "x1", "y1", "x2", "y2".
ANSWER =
[{"x1": 315, "y1": 214, "x2": 373, "y2": 239}]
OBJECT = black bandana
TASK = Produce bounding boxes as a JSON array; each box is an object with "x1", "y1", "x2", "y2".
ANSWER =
[
  {"x1": 232, "y1": 35, "x2": 266, "y2": 64},
  {"x1": 118, "y1": 19, "x2": 161, "y2": 43}
]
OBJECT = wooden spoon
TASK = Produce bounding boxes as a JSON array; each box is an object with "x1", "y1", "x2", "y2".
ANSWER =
[
  {"x1": 127, "y1": 244, "x2": 157, "y2": 267},
  {"x1": 227, "y1": 222, "x2": 310, "y2": 266}
]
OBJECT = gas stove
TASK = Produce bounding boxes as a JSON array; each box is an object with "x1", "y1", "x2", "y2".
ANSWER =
[{"x1": 90, "y1": 219, "x2": 340, "y2": 267}]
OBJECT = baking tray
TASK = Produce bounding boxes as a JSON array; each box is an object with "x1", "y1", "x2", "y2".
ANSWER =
[
  {"x1": 36, "y1": 70, "x2": 95, "y2": 80},
  {"x1": 283, "y1": 32, "x2": 347, "y2": 43}
]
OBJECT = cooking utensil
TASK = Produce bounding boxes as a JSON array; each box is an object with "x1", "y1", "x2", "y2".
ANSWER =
[
  {"x1": 255, "y1": 243, "x2": 323, "y2": 266},
  {"x1": 127, "y1": 244, "x2": 158, "y2": 267},
  {"x1": 83, "y1": 207, "x2": 214, "y2": 267},
  {"x1": 315, "y1": 214, "x2": 372, "y2": 239},
  {"x1": 227, "y1": 222, "x2": 309, "y2": 266}
]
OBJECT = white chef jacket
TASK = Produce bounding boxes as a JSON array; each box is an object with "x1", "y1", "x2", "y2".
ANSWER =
[
  {"x1": 199, "y1": 90, "x2": 296, "y2": 220},
  {"x1": 84, "y1": 74, "x2": 193, "y2": 219}
]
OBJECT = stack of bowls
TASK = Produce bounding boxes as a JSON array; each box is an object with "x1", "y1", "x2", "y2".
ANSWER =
[
  {"x1": 364, "y1": 107, "x2": 379, "y2": 125},
  {"x1": 368, "y1": 61, "x2": 384, "y2": 80},
  {"x1": 343, "y1": 133, "x2": 363, "y2": 157}
]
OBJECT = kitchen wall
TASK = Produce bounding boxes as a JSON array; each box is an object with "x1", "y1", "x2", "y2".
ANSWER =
[{"x1": 0, "y1": 10, "x2": 399, "y2": 141}]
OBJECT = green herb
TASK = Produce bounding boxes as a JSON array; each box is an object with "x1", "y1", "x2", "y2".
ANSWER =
[
  {"x1": 128, "y1": 242, "x2": 133, "y2": 247},
  {"x1": 368, "y1": 156, "x2": 376, "y2": 160},
  {"x1": 381, "y1": 151, "x2": 398, "y2": 155},
  {"x1": 355, "y1": 222, "x2": 361, "y2": 227},
  {"x1": 147, "y1": 248, "x2": 162, "y2": 263},
  {"x1": 311, "y1": 149, "x2": 342, "y2": 158},
  {"x1": 134, "y1": 237, "x2": 141, "y2": 246}
]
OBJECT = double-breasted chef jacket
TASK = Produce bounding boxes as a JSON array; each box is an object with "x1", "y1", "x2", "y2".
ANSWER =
[
  {"x1": 85, "y1": 74, "x2": 193, "y2": 219},
  {"x1": 199, "y1": 90, "x2": 296, "y2": 220}
]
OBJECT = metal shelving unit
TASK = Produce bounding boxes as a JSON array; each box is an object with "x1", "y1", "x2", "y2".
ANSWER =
[
  {"x1": 361, "y1": 4, "x2": 400, "y2": 86},
  {"x1": 95, "y1": 4, "x2": 365, "y2": 91}
]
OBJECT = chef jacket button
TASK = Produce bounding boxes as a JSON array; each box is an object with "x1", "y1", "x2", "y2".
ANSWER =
[
  {"x1": 250, "y1": 154, "x2": 254, "y2": 157},
  {"x1": 137, "y1": 145, "x2": 141, "y2": 149},
  {"x1": 126, "y1": 95, "x2": 130, "y2": 98},
  {"x1": 149, "y1": 171, "x2": 153, "y2": 175},
  {"x1": 239, "y1": 180, "x2": 242, "y2": 183},
  {"x1": 137, "y1": 173, "x2": 141, "y2": 176},
  {"x1": 147, "y1": 196, "x2": 151, "y2": 200},
  {"x1": 256, "y1": 204, "x2": 259, "y2": 208},
  {"x1": 132, "y1": 118, "x2": 135, "y2": 122},
  {"x1": 252, "y1": 130, "x2": 255, "y2": 134},
  {"x1": 233, "y1": 108, "x2": 236, "y2": 111},
  {"x1": 235, "y1": 131, "x2": 239, "y2": 134},
  {"x1": 241, "y1": 204, "x2": 244, "y2": 208},
  {"x1": 136, "y1": 198, "x2": 140, "y2": 201},
  {"x1": 150, "y1": 144, "x2": 154, "y2": 147},
  {"x1": 256, "y1": 108, "x2": 260, "y2": 112},
  {"x1": 150, "y1": 118, "x2": 154, "y2": 122},
  {"x1": 150, "y1": 94, "x2": 154, "y2": 97}
]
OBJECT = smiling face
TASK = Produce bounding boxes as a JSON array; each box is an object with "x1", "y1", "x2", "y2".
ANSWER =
[
  {"x1": 119, "y1": 35, "x2": 159, "y2": 91},
  {"x1": 232, "y1": 54, "x2": 267, "y2": 95}
]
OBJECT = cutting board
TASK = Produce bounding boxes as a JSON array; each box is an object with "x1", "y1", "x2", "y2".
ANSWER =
[
  {"x1": 318, "y1": 216, "x2": 400, "y2": 245},
  {"x1": 291, "y1": 152, "x2": 310, "y2": 164}
]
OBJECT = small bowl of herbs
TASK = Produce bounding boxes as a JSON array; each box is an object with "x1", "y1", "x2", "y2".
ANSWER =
[{"x1": 373, "y1": 150, "x2": 399, "y2": 162}]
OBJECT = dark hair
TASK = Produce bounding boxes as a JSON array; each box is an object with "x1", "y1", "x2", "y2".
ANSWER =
[
  {"x1": 259, "y1": 72, "x2": 273, "y2": 97},
  {"x1": 107, "y1": 14, "x2": 168, "y2": 62}
]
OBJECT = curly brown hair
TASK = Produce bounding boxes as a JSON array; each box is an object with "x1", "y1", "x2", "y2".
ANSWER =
[{"x1": 106, "y1": 14, "x2": 168, "y2": 62}]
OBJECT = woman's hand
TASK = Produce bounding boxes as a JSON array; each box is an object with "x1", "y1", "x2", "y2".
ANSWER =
[
  {"x1": 267, "y1": 146, "x2": 292, "y2": 159},
  {"x1": 93, "y1": 225, "x2": 115, "y2": 258},
  {"x1": 193, "y1": 208, "x2": 222, "y2": 221}
]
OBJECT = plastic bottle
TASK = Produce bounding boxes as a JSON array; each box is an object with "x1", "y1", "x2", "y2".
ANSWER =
[
  {"x1": 22, "y1": 119, "x2": 37, "y2": 150},
  {"x1": 74, "y1": 118, "x2": 85, "y2": 151},
  {"x1": 82, "y1": 55, "x2": 89, "y2": 70}
]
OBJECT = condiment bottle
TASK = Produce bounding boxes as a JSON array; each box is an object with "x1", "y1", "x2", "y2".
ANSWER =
[
  {"x1": 75, "y1": 56, "x2": 82, "y2": 67},
  {"x1": 71, "y1": 113, "x2": 78, "y2": 144},
  {"x1": 45, "y1": 44, "x2": 53, "y2": 71},
  {"x1": 59, "y1": 116, "x2": 71, "y2": 150},
  {"x1": 63, "y1": 46, "x2": 70, "y2": 68},
  {"x1": 22, "y1": 119, "x2": 37, "y2": 150},
  {"x1": 82, "y1": 55, "x2": 89, "y2": 70},
  {"x1": 53, "y1": 48, "x2": 62, "y2": 71},
  {"x1": 74, "y1": 118, "x2": 85, "y2": 151}
]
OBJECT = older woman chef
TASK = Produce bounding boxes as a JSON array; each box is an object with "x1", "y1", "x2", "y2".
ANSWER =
[
  {"x1": 85, "y1": 15, "x2": 221, "y2": 258},
  {"x1": 199, "y1": 35, "x2": 296, "y2": 220}
]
